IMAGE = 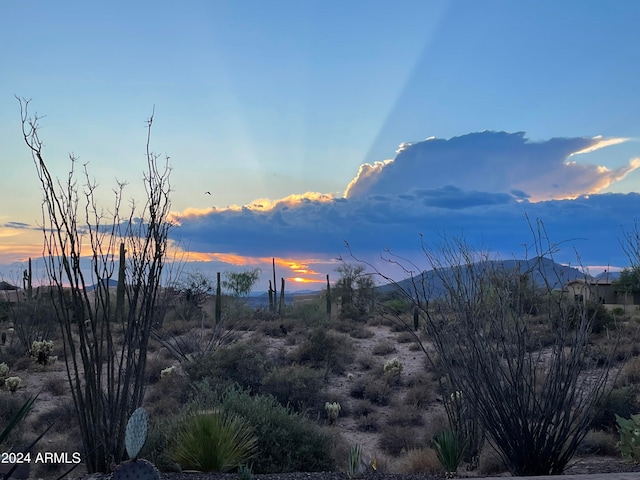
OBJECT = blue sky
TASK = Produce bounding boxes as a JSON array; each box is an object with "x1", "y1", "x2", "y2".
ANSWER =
[{"x1": 2, "y1": 1, "x2": 640, "y2": 290}]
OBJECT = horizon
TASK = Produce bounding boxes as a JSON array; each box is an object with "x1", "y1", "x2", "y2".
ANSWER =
[{"x1": 2, "y1": 1, "x2": 640, "y2": 291}]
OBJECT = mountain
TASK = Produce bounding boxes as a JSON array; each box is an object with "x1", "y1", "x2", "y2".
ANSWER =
[
  {"x1": 85, "y1": 279, "x2": 119, "y2": 291},
  {"x1": 376, "y1": 257, "x2": 592, "y2": 300}
]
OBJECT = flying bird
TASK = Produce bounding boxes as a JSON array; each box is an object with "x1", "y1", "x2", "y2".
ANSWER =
[{"x1": 205, "y1": 191, "x2": 211, "y2": 195}]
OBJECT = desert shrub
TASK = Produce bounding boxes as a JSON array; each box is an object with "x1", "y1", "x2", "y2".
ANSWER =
[
  {"x1": 381, "y1": 297, "x2": 412, "y2": 315},
  {"x1": 145, "y1": 374, "x2": 192, "y2": 418},
  {"x1": 391, "y1": 447, "x2": 444, "y2": 475},
  {"x1": 356, "y1": 355, "x2": 379, "y2": 371},
  {"x1": 184, "y1": 342, "x2": 269, "y2": 391},
  {"x1": 193, "y1": 384, "x2": 334, "y2": 473},
  {"x1": 349, "y1": 380, "x2": 366, "y2": 400},
  {"x1": 617, "y1": 356, "x2": 640, "y2": 387},
  {"x1": 0, "y1": 391, "x2": 30, "y2": 447},
  {"x1": 378, "y1": 425, "x2": 423, "y2": 456},
  {"x1": 477, "y1": 445, "x2": 507, "y2": 476},
  {"x1": 35, "y1": 402, "x2": 78, "y2": 435},
  {"x1": 386, "y1": 409, "x2": 425, "y2": 428},
  {"x1": 576, "y1": 429, "x2": 618, "y2": 456},
  {"x1": 292, "y1": 303, "x2": 327, "y2": 327},
  {"x1": 291, "y1": 328, "x2": 354, "y2": 374},
  {"x1": 144, "y1": 356, "x2": 171, "y2": 385},
  {"x1": 357, "y1": 415, "x2": 380, "y2": 432},
  {"x1": 364, "y1": 379, "x2": 392, "y2": 406},
  {"x1": 403, "y1": 377, "x2": 436, "y2": 408},
  {"x1": 260, "y1": 364, "x2": 325, "y2": 414},
  {"x1": 352, "y1": 400, "x2": 375, "y2": 418},
  {"x1": 612, "y1": 307, "x2": 625, "y2": 317},
  {"x1": 372, "y1": 340, "x2": 395, "y2": 356},
  {"x1": 395, "y1": 331, "x2": 417, "y2": 344},
  {"x1": 170, "y1": 411, "x2": 257, "y2": 472},
  {"x1": 566, "y1": 300, "x2": 615, "y2": 334},
  {"x1": 348, "y1": 325, "x2": 375, "y2": 339},
  {"x1": 591, "y1": 386, "x2": 640, "y2": 431},
  {"x1": 43, "y1": 376, "x2": 66, "y2": 396}
]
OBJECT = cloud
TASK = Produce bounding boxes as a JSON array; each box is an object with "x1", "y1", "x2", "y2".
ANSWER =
[
  {"x1": 168, "y1": 131, "x2": 640, "y2": 278},
  {"x1": 6, "y1": 131, "x2": 635, "y2": 289},
  {"x1": 343, "y1": 131, "x2": 638, "y2": 201}
]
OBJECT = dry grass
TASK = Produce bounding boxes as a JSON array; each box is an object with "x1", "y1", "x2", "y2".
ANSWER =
[
  {"x1": 390, "y1": 447, "x2": 445, "y2": 475},
  {"x1": 372, "y1": 340, "x2": 396, "y2": 356},
  {"x1": 576, "y1": 429, "x2": 619, "y2": 456},
  {"x1": 477, "y1": 444, "x2": 507, "y2": 476},
  {"x1": 617, "y1": 355, "x2": 640, "y2": 387}
]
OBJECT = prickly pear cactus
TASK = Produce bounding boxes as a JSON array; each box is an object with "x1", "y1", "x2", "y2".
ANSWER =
[
  {"x1": 112, "y1": 458, "x2": 160, "y2": 480},
  {"x1": 125, "y1": 407, "x2": 148, "y2": 460},
  {"x1": 112, "y1": 407, "x2": 160, "y2": 480}
]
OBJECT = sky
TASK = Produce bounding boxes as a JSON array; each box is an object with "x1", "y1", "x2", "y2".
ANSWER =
[{"x1": 2, "y1": 1, "x2": 640, "y2": 291}]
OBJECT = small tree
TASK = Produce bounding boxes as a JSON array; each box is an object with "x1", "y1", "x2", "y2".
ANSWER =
[
  {"x1": 613, "y1": 267, "x2": 640, "y2": 308},
  {"x1": 222, "y1": 268, "x2": 261, "y2": 299},
  {"x1": 334, "y1": 263, "x2": 376, "y2": 321}
]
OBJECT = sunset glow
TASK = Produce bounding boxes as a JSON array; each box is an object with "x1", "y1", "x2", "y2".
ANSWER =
[{"x1": 2, "y1": 2, "x2": 640, "y2": 290}]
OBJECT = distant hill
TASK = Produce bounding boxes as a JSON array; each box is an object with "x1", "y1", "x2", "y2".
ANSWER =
[
  {"x1": 376, "y1": 257, "x2": 592, "y2": 300},
  {"x1": 86, "y1": 279, "x2": 119, "y2": 291}
]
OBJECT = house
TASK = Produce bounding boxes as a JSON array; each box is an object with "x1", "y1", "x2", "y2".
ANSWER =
[{"x1": 564, "y1": 278, "x2": 640, "y2": 311}]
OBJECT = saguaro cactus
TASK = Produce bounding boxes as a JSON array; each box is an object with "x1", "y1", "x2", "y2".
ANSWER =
[
  {"x1": 23, "y1": 258, "x2": 32, "y2": 301},
  {"x1": 279, "y1": 277, "x2": 285, "y2": 317},
  {"x1": 215, "y1": 272, "x2": 222, "y2": 325},
  {"x1": 272, "y1": 258, "x2": 277, "y2": 311}
]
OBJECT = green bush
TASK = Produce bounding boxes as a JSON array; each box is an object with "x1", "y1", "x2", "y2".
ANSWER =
[
  {"x1": 291, "y1": 328, "x2": 354, "y2": 374},
  {"x1": 170, "y1": 411, "x2": 257, "y2": 472},
  {"x1": 260, "y1": 364, "x2": 325, "y2": 414},
  {"x1": 591, "y1": 387, "x2": 640, "y2": 431},
  {"x1": 184, "y1": 343, "x2": 268, "y2": 391},
  {"x1": 566, "y1": 301, "x2": 614, "y2": 334},
  {"x1": 210, "y1": 386, "x2": 334, "y2": 473}
]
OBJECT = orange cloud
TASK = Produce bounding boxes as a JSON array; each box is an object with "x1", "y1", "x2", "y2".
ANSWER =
[
  {"x1": 170, "y1": 192, "x2": 335, "y2": 222},
  {"x1": 289, "y1": 276, "x2": 326, "y2": 284}
]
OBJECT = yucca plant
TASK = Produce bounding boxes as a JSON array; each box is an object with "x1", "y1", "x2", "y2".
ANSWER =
[
  {"x1": 432, "y1": 430, "x2": 465, "y2": 478},
  {"x1": 0, "y1": 394, "x2": 38, "y2": 446},
  {"x1": 346, "y1": 444, "x2": 364, "y2": 478},
  {"x1": 170, "y1": 411, "x2": 257, "y2": 472}
]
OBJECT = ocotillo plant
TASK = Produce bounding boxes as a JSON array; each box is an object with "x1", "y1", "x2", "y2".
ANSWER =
[
  {"x1": 215, "y1": 272, "x2": 222, "y2": 325},
  {"x1": 326, "y1": 274, "x2": 332, "y2": 318},
  {"x1": 115, "y1": 243, "x2": 126, "y2": 322}
]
